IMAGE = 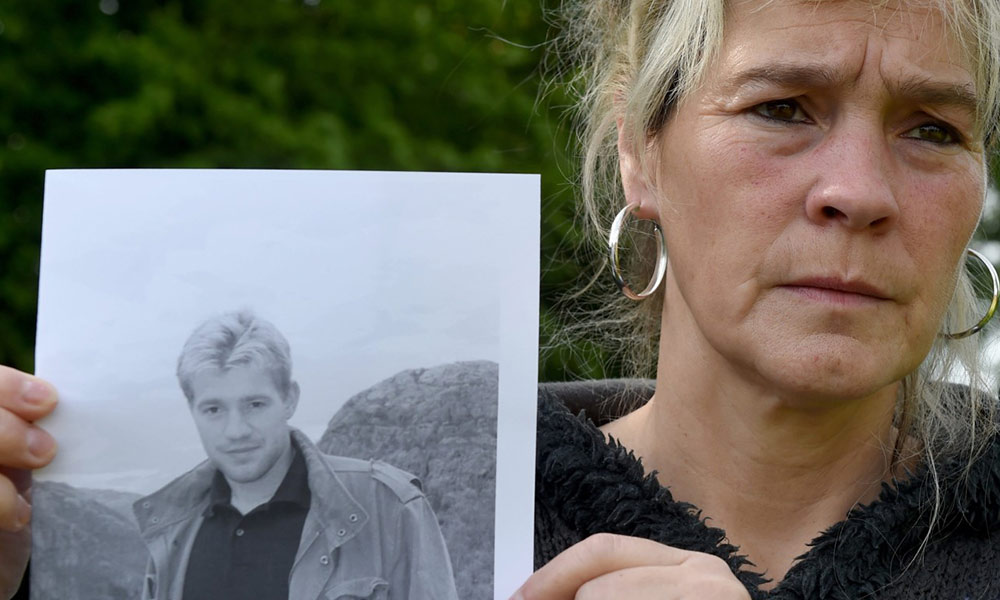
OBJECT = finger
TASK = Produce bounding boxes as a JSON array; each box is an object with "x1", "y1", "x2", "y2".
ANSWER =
[
  {"x1": 577, "y1": 565, "x2": 750, "y2": 600},
  {"x1": 576, "y1": 566, "x2": 682, "y2": 600},
  {"x1": 515, "y1": 534, "x2": 698, "y2": 600},
  {"x1": 0, "y1": 407, "x2": 57, "y2": 470},
  {"x1": 0, "y1": 474, "x2": 31, "y2": 533},
  {"x1": 0, "y1": 524, "x2": 30, "y2": 599},
  {"x1": 0, "y1": 366, "x2": 58, "y2": 422},
  {"x1": 0, "y1": 471, "x2": 31, "y2": 597},
  {"x1": 0, "y1": 468, "x2": 30, "y2": 496}
]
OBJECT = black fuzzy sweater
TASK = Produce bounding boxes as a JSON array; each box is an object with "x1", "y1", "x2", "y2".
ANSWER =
[{"x1": 534, "y1": 382, "x2": 1000, "y2": 599}]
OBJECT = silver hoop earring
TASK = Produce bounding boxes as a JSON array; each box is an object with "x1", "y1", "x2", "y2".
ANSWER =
[
  {"x1": 608, "y1": 203, "x2": 668, "y2": 300},
  {"x1": 943, "y1": 248, "x2": 999, "y2": 340}
]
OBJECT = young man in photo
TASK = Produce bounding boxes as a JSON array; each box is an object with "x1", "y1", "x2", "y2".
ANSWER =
[{"x1": 133, "y1": 310, "x2": 458, "y2": 600}]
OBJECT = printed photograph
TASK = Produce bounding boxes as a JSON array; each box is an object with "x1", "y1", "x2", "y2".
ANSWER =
[{"x1": 31, "y1": 170, "x2": 539, "y2": 600}]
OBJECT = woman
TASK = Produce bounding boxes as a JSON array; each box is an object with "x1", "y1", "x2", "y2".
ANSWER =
[{"x1": 519, "y1": 0, "x2": 1000, "y2": 598}]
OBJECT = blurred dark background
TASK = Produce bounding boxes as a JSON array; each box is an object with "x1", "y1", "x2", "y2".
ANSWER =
[{"x1": 1, "y1": 0, "x2": 998, "y2": 382}]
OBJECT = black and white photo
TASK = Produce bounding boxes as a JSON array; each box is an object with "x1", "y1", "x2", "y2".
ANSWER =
[
  {"x1": 135, "y1": 309, "x2": 457, "y2": 600},
  {"x1": 31, "y1": 169, "x2": 539, "y2": 600}
]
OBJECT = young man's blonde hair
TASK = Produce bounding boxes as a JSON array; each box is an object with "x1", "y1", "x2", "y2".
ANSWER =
[{"x1": 176, "y1": 310, "x2": 294, "y2": 403}]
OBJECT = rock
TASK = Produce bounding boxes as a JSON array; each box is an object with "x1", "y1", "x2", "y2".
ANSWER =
[
  {"x1": 31, "y1": 481, "x2": 146, "y2": 600},
  {"x1": 319, "y1": 360, "x2": 498, "y2": 600}
]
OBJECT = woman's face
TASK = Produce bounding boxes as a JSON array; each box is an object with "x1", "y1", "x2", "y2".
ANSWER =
[{"x1": 636, "y1": 0, "x2": 985, "y2": 400}]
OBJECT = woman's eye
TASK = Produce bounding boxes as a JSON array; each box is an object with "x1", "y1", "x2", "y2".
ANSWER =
[
  {"x1": 751, "y1": 99, "x2": 808, "y2": 123},
  {"x1": 903, "y1": 123, "x2": 959, "y2": 145}
]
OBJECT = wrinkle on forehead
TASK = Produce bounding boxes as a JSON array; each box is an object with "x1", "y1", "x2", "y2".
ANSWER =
[
  {"x1": 718, "y1": 0, "x2": 975, "y2": 96},
  {"x1": 728, "y1": 0, "x2": 965, "y2": 51}
]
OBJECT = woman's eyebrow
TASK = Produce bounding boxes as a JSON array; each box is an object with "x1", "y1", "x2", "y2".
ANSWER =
[
  {"x1": 723, "y1": 63, "x2": 841, "y2": 94},
  {"x1": 723, "y1": 62, "x2": 978, "y2": 115},
  {"x1": 892, "y1": 77, "x2": 978, "y2": 115}
]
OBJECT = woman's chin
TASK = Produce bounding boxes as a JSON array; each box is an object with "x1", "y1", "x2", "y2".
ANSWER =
[{"x1": 747, "y1": 339, "x2": 913, "y2": 405}]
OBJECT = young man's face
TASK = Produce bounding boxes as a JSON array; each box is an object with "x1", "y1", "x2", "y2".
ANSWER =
[{"x1": 187, "y1": 366, "x2": 298, "y2": 484}]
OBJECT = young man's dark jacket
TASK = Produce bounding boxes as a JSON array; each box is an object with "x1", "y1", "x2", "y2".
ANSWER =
[{"x1": 134, "y1": 429, "x2": 458, "y2": 600}]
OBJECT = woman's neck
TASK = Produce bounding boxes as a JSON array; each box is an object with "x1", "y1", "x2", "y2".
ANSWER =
[{"x1": 601, "y1": 308, "x2": 901, "y2": 586}]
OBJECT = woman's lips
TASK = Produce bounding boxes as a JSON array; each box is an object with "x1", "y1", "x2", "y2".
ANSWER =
[{"x1": 780, "y1": 278, "x2": 891, "y2": 306}]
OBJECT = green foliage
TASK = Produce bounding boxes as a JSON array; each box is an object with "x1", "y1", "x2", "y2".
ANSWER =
[{"x1": 0, "y1": 0, "x2": 586, "y2": 378}]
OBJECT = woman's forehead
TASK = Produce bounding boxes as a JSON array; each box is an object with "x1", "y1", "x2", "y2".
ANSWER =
[
  {"x1": 717, "y1": 0, "x2": 974, "y2": 89},
  {"x1": 726, "y1": 0, "x2": 964, "y2": 46},
  {"x1": 733, "y1": 0, "x2": 954, "y2": 14},
  {"x1": 726, "y1": 0, "x2": 956, "y2": 41}
]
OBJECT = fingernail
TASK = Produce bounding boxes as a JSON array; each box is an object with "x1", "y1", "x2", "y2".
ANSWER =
[
  {"x1": 13, "y1": 495, "x2": 30, "y2": 531},
  {"x1": 27, "y1": 428, "x2": 55, "y2": 460},
  {"x1": 21, "y1": 378, "x2": 52, "y2": 405}
]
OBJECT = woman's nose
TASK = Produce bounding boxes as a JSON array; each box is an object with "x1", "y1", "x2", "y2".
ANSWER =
[{"x1": 804, "y1": 121, "x2": 900, "y2": 232}]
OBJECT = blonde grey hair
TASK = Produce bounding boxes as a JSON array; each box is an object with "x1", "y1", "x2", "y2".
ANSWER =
[
  {"x1": 549, "y1": 0, "x2": 1000, "y2": 562},
  {"x1": 176, "y1": 310, "x2": 294, "y2": 403}
]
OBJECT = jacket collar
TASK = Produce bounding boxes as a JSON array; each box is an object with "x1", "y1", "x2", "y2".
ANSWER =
[{"x1": 134, "y1": 429, "x2": 368, "y2": 547}]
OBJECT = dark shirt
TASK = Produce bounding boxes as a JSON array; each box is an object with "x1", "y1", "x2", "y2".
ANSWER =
[{"x1": 182, "y1": 442, "x2": 311, "y2": 600}]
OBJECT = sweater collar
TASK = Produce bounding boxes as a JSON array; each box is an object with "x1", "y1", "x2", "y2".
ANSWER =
[
  {"x1": 537, "y1": 390, "x2": 1000, "y2": 599},
  {"x1": 776, "y1": 423, "x2": 1000, "y2": 598}
]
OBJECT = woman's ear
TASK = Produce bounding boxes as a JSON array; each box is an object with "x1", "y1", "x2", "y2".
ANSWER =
[{"x1": 617, "y1": 118, "x2": 659, "y2": 220}]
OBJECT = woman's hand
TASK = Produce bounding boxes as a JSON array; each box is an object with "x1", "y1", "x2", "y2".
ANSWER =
[
  {"x1": 513, "y1": 533, "x2": 752, "y2": 600},
  {"x1": 0, "y1": 366, "x2": 58, "y2": 599}
]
